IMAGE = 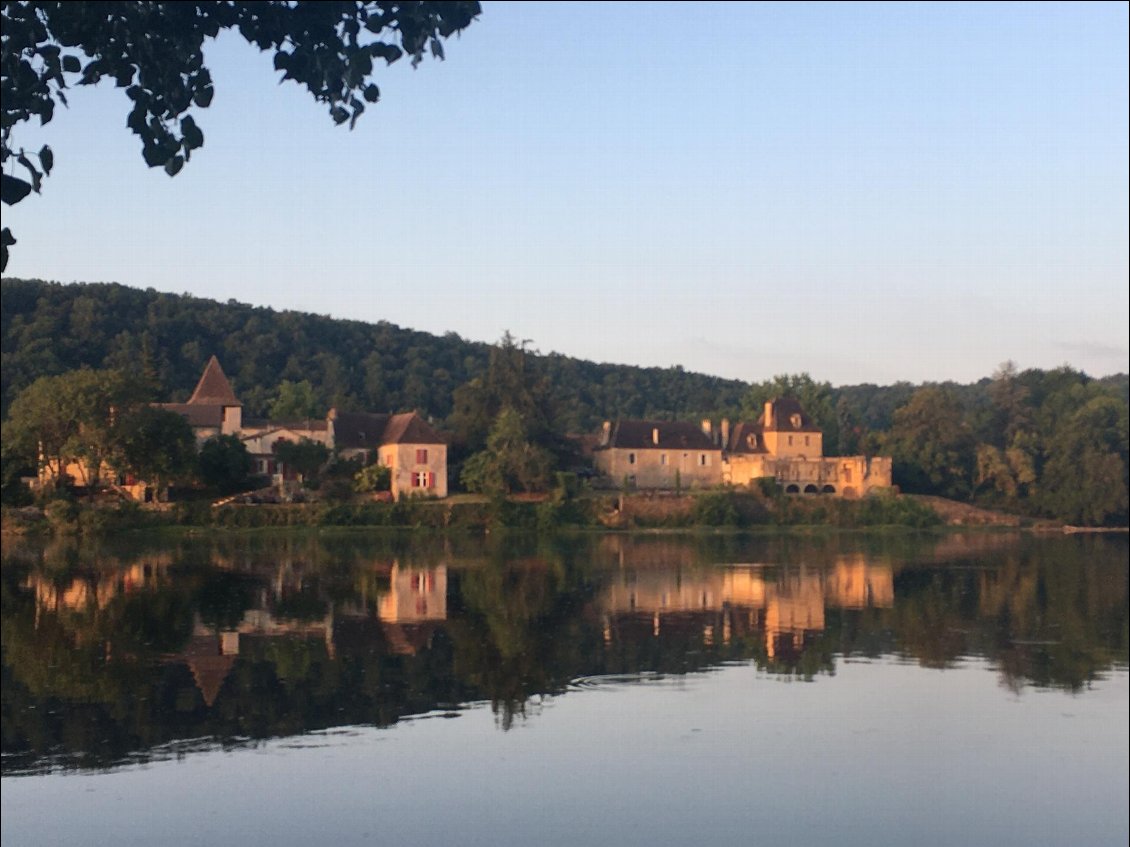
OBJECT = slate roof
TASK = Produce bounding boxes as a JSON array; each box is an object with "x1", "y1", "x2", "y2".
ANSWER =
[
  {"x1": 155, "y1": 402, "x2": 224, "y2": 428},
  {"x1": 759, "y1": 397, "x2": 820, "y2": 433},
  {"x1": 331, "y1": 411, "x2": 390, "y2": 450},
  {"x1": 187, "y1": 356, "x2": 241, "y2": 406},
  {"x1": 726, "y1": 421, "x2": 769, "y2": 454},
  {"x1": 331, "y1": 410, "x2": 445, "y2": 449},
  {"x1": 600, "y1": 420, "x2": 718, "y2": 451}
]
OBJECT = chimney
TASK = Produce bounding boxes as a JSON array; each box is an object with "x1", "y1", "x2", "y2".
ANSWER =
[
  {"x1": 701, "y1": 419, "x2": 712, "y2": 441},
  {"x1": 764, "y1": 401, "x2": 773, "y2": 428},
  {"x1": 721, "y1": 418, "x2": 730, "y2": 448},
  {"x1": 601, "y1": 420, "x2": 611, "y2": 446},
  {"x1": 652, "y1": 427, "x2": 660, "y2": 445}
]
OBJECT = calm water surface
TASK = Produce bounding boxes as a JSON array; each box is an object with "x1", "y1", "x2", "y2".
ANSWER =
[{"x1": 2, "y1": 531, "x2": 1127, "y2": 846}]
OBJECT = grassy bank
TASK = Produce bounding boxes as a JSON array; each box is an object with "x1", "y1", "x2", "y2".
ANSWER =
[{"x1": 0, "y1": 487, "x2": 979, "y2": 538}]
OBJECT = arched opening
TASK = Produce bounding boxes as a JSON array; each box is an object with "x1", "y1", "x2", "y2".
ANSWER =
[
  {"x1": 821, "y1": 485, "x2": 836, "y2": 494},
  {"x1": 842, "y1": 486, "x2": 858, "y2": 498},
  {"x1": 785, "y1": 484, "x2": 800, "y2": 494},
  {"x1": 803, "y1": 484, "x2": 819, "y2": 495}
]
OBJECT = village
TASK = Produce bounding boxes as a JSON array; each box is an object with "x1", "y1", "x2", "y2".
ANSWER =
[{"x1": 34, "y1": 356, "x2": 894, "y2": 505}]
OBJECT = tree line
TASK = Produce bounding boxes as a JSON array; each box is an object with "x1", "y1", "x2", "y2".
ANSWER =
[{"x1": 1, "y1": 278, "x2": 1127, "y2": 524}]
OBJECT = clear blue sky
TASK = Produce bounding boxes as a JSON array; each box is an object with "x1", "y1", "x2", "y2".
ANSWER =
[{"x1": 4, "y1": 1, "x2": 1128, "y2": 385}]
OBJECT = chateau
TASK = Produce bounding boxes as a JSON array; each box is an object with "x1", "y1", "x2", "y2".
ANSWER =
[{"x1": 593, "y1": 397, "x2": 892, "y2": 496}]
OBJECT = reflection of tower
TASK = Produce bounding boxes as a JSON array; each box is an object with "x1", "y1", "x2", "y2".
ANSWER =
[
  {"x1": 826, "y1": 554, "x2": 894, "y2": 609},
  {"x1": 181, "y1": 615, "x2": 239, "y2": 708},
  {"x1": 764, "y1": 567, "x2": 825, "y2": 660}
]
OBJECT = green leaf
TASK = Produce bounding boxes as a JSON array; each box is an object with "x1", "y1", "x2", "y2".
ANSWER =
[
  {"x1": 363, "y1": 84, "x2": 380, "y2": 103},
  {"x1": 62, "y1": 54, "x2": 81, "y2": 73},
  {"x1": 164, "y1": 155, "x2": 184, "y2": 177},
  {"x1": 39, "y1": 145, "x2": 54, "y2": 175}
]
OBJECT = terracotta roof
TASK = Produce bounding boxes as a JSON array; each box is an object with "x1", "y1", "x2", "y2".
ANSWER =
[
  {"x1": 188, "y1": 356, "x2": 241, "y2": 406},
  {"x1": 727, "y1": 421, "x2": 769, "y2": 454},
  {"x1": 601, "y1": 420, "x2": 718, "y2": 451},
  {"x1": 382, "y1": 412, "x2": 445, "y2": 445},
  {"x1": 155, "y1": 402, "x2": 224, "y2": 428},
  {"x1": 759, "y1": 397, "x2": 820, "y2": 433}
]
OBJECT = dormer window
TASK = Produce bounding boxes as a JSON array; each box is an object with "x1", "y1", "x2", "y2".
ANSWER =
[
  {"x1": 746, "y1": 433, "x2": 757, "y2": 448},
  {"x1": 652, "y1": 427, "x2": 660, "y2": 445},
  {"x1": 790, "y1": 413, "x2": 802, "y2": 428}
]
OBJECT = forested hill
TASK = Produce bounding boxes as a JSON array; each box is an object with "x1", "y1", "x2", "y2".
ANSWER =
[
  {"x1": 4, "y1": 278, "x2": 1128, "y2": 524},
  {"x1": 0, "y1": 278, "x2": 749, "y2": 427}
]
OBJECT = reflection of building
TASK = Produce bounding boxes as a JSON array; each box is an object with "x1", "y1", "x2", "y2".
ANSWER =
[
  {"x1": 26, "y1": 555, "x2": 451, "y2": 706},
  {"x1": 27, "y1": 559, "x2": 170, "y2": 617},
  {"x1": 594, "y1": 397, "x2": 892, "y2": 496},
  {"x1": 826, "y1": 554, "x2": 895, "y2": 608},
  {"x1": 378, "y1": 564, "x2": 447, "y2": 623},
  {"x1": 599, "y1": 555, "x2": 894, "y2": 663}
]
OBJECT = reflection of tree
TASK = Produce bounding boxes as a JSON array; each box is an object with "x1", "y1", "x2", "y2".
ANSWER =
[
  {"x1": 976, "y1": 540, "x2": 1129, "y2": 692},
  {"x1": 3, "y1": 534, "x2": 1127, "y2": 774},
  {"x1": 446, "y1": 543, "x2": 598, "y2": 728},
  {"x1": 194, "y1": 571, "x2": 259, "y2": 630}
]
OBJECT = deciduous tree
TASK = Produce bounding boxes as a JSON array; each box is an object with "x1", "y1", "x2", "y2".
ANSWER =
[{"x1": 1, "y1": 0, "x2": 481, "y2": 268}]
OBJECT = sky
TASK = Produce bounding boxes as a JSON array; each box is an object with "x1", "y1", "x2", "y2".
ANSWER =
[{"x1": 3, "y1": 1, "x2": 1128, "y2": 386}]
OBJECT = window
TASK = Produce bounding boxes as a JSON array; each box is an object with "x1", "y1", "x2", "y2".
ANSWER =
[
  {"x1": 790, "y1": 413, "x2": 802, "y2": 428},
  {"x1": 416, "y1": 448, "x2": 428, "y2": 464},
  {"x1": 660, "y1": 453, "x2": 668, "y2": 466},
  {"x1": 804, "y1": 436, "x2": 810, "y2": 447},
  {"x1": 628, "y1": 452, "x2": 636, "y2": 465},
  {"x1": 413, "y1": 471, "x2": 433, "y2": 488},
  {"x1": 788, "y1": 436, "x2": 793, "y2": 446},
  {"x1": 699, "y1": 454, "x2": 709, "y2": 466}
]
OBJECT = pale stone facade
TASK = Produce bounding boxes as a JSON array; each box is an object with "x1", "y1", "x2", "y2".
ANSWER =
[
  {"x1": 594, "y1": 397, "x2": 893, "y2": 497},
  {"x1": 593, "y1": 419, "x2": 723, "y2": 489},
  {"x1": 377, "y1": 441, "x2": 449, "y2": 500}
]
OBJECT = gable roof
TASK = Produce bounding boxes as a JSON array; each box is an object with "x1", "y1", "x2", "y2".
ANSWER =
[
  {"x1": 331, "y1": 411, "x2": 390, "y2": 450},
  {"x1": 188, "y1": 356, "x2": 241, "y2": 406},
  {"x1": 331, "y1": 410, "x2": 446, "y2": 449},
  {"x1": 382, "y1": 412, "x2": 445, "y2": 445},
  {"x1": 154, "y1": 402, "x2": 224, "y2": 428},
  {"x1": 601, "y1": 420, "x2": 718, "y2": 451}
]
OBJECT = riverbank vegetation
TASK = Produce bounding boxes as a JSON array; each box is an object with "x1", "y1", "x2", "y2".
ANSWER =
[{"x1": 2, "y1": 278, "x2": 1127, "y2": 527}]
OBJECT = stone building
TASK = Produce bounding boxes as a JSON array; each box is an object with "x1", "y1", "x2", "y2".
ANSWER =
[
  {"x1": 593, "y1": 397, "x2": 892, "y2": 497},
  {"x1": 38, "y1": 356, "x2": 448, "y2": 500}
]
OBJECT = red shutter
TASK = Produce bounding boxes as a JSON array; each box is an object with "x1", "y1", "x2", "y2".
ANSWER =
[{"x1": 427, "y1": 471, "x2": 434, "y2": 488}]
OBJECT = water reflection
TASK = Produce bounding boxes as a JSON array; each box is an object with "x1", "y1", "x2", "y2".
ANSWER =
[{"x1": 2, "y1": 532, "x2": 1126, "y2": 774}]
